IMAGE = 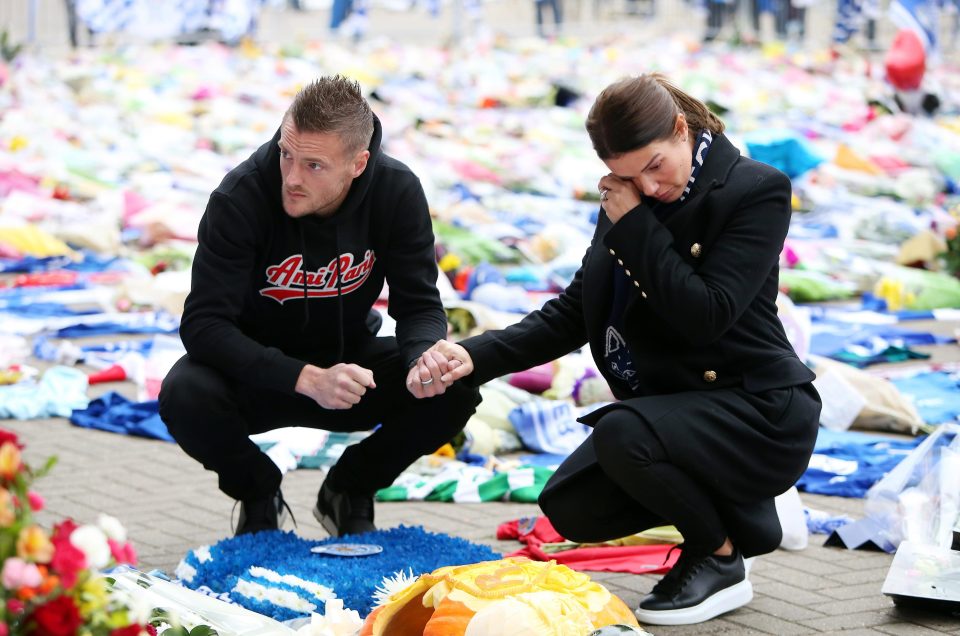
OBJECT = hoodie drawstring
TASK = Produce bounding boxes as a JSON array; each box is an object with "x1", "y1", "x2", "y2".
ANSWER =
[
  {"x1": 298, "y1": 225, "x2": 310, "y2": 330},
  {"x1": 333, "y1": 227, "x2": 344, "y2": 364}
]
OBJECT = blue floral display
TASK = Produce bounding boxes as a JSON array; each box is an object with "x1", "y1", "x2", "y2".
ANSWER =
[{"x1": 178, "y1": 525, "x2": 501, "y2": 621}]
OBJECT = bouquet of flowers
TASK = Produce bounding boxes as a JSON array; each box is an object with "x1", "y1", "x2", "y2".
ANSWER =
[{"x1": 0, "y1": 428, "x2": 152, "y2": 636}]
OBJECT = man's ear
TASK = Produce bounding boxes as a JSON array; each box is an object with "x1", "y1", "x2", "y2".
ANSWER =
[{"x1": 352, "y1": 150, "x2": 370, "y2": 178}]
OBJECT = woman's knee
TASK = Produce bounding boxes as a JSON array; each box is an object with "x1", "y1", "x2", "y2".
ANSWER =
[
  {"x1": 592, "y1": 409, "x2": 662, "y2": 469},
  {"x1": 538, "y1": 489, "x2": 593, "y2": 542}
]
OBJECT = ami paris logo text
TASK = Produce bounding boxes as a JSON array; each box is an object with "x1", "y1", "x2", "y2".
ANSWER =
[{"x1": 259, "y1": 251, "x2": 376, "y2": 303}]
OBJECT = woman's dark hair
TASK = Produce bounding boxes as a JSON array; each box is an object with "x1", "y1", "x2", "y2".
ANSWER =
[{"x1": 585, "y1": 72, "x2": 725, "y2": 159}]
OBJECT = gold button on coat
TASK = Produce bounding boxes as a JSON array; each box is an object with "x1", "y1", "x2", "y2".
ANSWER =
[
  {"x1": 690, "y1": 243, "x2": 702, "y2": 258},
  {"x1": 703, "y1": 370, "x2": 717, "y2": 382},
  {"x1": 609, "y1": 248, "x2": 616, "y2": 255},
  {"x1": 641, "y1": 291, "x2": 647, "y2": 298}
]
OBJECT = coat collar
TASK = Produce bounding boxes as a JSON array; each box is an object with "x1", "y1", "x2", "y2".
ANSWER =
[{"x1": 685, "y1": 132, "x2": 739, "y2": 198}]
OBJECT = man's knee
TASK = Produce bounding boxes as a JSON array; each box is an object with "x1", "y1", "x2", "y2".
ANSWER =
[
  {"x1": 435, "y1": 382, "x2": 481, "y2": 426},
  {"x1": 158, "y1": 356, "x2": 231, "y2": 435}
]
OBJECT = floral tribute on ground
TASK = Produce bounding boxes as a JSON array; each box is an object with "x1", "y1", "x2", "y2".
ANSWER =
[{"x1": 0, "y1": 428, "x2": 151, "y2": 636}]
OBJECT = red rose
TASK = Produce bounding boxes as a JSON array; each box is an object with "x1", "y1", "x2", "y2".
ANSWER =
[
  {"x1": 110, "y1": 626, "x2": 148, "y2": 636},
  {"x1": 0, "y1": 430, "x2": 21, "y2": 449},
  {"x1": 28, "y1": 596, "x2": 81, "y2": 636},
  {"x1": 49, "y1": 520, "x2": 85, "y2": 588}
]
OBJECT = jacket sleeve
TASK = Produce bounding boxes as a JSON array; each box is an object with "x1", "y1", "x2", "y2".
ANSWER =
[
  {"x1": 603, "y1": 166, "x2": 791, "y2": 347},
  {"x1": 384, "y1": 180, "x2": 449, "y2": 368},
  {"x1": 460, "y1": 244, "x2": 591, "y2": 386},
  {"x1": 179, "y1": 194, "x2": 306, "y2": 393}
]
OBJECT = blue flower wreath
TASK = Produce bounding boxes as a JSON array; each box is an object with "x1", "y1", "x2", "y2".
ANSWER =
[{"x1": 178, "y1": 525, "x2": 501, "y2": 621}]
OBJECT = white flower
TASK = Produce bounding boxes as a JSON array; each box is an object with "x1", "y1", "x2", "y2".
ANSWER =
[
  {"x1": 97, "y1": 513, "x2": 127, "y2": 542},
  {"x1": 296, "y1": 599, "x2": 363, "y2": 636},
  {"x1": 70, "y1": 524, "x2": 111, "y2": 568},
  {"x1": 372, "y1": 569, "x2": 417, "y2": 607}
]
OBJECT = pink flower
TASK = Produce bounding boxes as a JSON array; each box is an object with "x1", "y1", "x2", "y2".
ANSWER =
[
  {"x1": 49, "y1": 521, "x2": 85, "y2": 588},
  {"x1": 7, "y1": 599, "x2": 24, "y2": 615},
  {"x1": 27, "y1": 492, "x2": 44, "y2": 512},
  {"x1": 1, "y1": 557, "x2": 43, "y2": 589},
  {"x1": 107, "y1": 539, "x2": 137, "y2": 565},
  {"x1": 0, "y1": 621, "x2": 8, "y2": 636}
]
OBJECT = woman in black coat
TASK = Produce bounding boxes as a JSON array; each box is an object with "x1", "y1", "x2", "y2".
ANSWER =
[{"x1": 415, "y1": 73, "x2": 821, "y2": 626}]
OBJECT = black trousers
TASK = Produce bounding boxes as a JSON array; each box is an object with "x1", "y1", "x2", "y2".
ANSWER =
[
  {"x1": 539, "y1": 383, "x2": 820, "y2": 558},
  {"x1": 158, "y1": 337, "x2": 479, "y2": 501}
]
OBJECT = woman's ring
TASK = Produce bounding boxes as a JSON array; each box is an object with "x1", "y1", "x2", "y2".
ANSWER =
[
  {"x1": 420, "y1": 378, "x2": 434, "y2": 386},
  {"x1": 600, "y1": 188, "x2": 609, "y2": 201}
]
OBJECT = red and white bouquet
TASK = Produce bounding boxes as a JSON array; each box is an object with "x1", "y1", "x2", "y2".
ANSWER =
[{"x1": 0, "y1": 428, "x2": 151, "y2": 636}]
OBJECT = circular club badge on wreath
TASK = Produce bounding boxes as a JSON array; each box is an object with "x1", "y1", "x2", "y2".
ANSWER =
[{"x1": 310, "y1": 543, "x2": 384, "y2": 557}]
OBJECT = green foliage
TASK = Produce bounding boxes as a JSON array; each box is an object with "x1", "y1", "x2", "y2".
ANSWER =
[{"x1": 0, "y1": 30, "x2": 23, "y2": 63}]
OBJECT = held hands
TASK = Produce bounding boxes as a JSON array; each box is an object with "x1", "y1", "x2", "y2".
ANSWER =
[
  {"x1": 295, "y1": 363, "x2": 376, "y2": 410},
  {"x1": 406, "y1": 340, "x2": 475, "y2": 398},
  {"x1": 598, "y1": 174, "x2": 641, "y2": 224}
]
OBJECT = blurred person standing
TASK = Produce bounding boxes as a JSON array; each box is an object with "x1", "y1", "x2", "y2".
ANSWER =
[{"x1": 535, "y1": 0, "x2": 564, "y2": 38}]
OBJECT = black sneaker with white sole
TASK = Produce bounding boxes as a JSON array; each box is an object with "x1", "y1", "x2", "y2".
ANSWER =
[
  {"x1": 234, "y1": 489, "x2": 292, "y2": 536},
  {"x1": 635, "y1": 544, "x2": 752, "y2": 625},
  {"x1": 313, "y1": 480, "x2": 376, "y2": 537}
]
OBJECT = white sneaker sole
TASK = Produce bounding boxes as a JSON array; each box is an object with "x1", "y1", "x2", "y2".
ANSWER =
[{"x1": 634, "y1": 579, "x2": 753, "y2": 626}]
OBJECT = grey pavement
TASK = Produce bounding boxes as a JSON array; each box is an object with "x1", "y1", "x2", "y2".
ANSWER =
[
  {"x1": 6, "y1": 318, "x2": 960, "y2": 635},
  {"x1": 4, "y1": 383, "x2": 959, "y2": 636}
]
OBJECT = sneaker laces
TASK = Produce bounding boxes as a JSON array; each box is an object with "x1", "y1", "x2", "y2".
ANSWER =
[
  {"x1": 230, "y1": 491, "x2": 297, "y2": 534},
  {"x1": 651, "y1": 544, "x2": 708, "y2": 596},
  {"x1": 277, "y1": 490, "x2": 297, "y2": 528}
]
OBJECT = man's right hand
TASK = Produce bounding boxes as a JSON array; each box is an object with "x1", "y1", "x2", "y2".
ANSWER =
[{"x1": 295, "y1": 363, "x2": 376, "y2": 409}]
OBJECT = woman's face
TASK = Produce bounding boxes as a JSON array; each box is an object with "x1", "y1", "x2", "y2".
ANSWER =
[{"x1": 602, "y1": 122, "x2": 694, "y2": 204}]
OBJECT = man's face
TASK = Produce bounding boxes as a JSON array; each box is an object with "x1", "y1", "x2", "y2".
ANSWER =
[{"x1": 278, "y1": 118, "x2": 369, "y2": 219}]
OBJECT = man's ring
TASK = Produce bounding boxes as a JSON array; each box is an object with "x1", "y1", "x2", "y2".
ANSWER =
[
  {"x1": 420, "y1": 378, "x2": 434, "y2": 386},
  {"x1": 600, "y1": 188, "x2": 609, "y2": 201}
]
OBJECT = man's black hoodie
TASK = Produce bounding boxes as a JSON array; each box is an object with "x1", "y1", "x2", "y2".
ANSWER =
[{"x1": 180, "y1": 115, "x2": 447, "y2": 394}]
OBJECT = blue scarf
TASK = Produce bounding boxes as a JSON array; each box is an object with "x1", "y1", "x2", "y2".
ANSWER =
[{"x1": 602, "y1": 130, "x2": 714, "y2": 394}]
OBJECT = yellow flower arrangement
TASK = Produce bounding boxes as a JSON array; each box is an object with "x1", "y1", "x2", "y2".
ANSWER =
[{"x1": 360, "y1": 557, "x2": 640, "y2": 635}]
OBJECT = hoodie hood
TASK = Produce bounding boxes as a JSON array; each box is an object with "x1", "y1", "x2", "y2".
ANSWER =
[{"x1": 180, "y1": 110, "x2": 445, "y2": 396}]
